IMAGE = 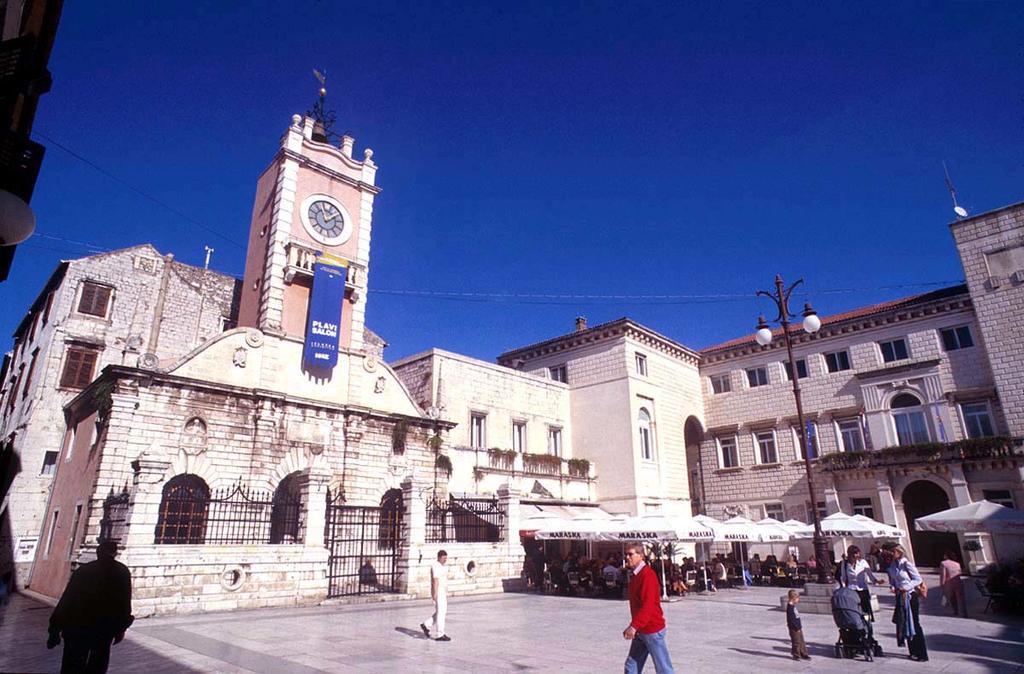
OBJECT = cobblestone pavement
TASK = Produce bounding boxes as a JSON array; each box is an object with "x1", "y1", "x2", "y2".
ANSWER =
[{"x1": 2, "y1": 575, "x2": 1022, "y2": 673}]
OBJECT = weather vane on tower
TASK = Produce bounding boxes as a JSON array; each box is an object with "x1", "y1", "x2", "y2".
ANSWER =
[{"x1": 309, "y1": 68, "x2": 337, "y2": 142}]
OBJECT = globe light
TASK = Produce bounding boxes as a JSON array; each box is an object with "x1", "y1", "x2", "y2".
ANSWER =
[
  {"x1": 802, "y1": 303, "x2": 821, "y2": 334},
  {"x1": 0, "y1": 189, "x2": 36, "y2": 245},
  {"x1": 755, "y1": 326, "x2": 773, "y2": 346}
]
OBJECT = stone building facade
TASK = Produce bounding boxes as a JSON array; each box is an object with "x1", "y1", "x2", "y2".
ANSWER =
[
  {"x1": 12, "y1": 103, "x2": 1024, "y2": 617},
  {"x1": 497, "y1": 318, "x2": 705, "y2": 520},
  {"x1": 0, "y1": 246, "x2": 239, "y2": 587}
]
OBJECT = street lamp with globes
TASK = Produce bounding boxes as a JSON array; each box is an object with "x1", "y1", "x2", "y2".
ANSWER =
[{"x1": 754, "y1": 274, "x2": 830, "y2": 585}]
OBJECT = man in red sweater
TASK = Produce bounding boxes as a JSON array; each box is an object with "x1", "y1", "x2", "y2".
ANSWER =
[{"x1": 622, "y1": 542, "x2": 675, "y2": 673}]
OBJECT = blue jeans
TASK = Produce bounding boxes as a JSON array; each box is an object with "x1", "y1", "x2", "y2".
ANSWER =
[{"x1": 624, "y1": 628, "x2": 675, "y2": 674}]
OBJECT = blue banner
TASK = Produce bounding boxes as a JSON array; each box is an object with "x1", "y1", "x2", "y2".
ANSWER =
[
  {"x1": 303, "y1": 261, "x2": 346, "y2": 370},
  {"x1": 805, "y1": 420, "x2": 818, "y2": 459}
]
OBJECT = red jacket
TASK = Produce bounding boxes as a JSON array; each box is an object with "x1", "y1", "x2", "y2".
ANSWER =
[{"x1": 628, "y1": 563, "x2": 666, "y2": 634}]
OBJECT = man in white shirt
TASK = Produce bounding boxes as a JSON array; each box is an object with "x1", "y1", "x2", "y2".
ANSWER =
[{"x1": 421, "y1": 550, "x2": 450, "y2": 642}]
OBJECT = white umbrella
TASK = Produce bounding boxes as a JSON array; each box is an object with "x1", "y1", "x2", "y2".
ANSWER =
[
  {"x1": 755, "y1": 517, "x2": 793, "y2": 543},
  {"x1": 850, "y1": 514, "x2": 905, "y2": 539},
  {"x1": 914, "y1": 500, "x2": 1024, "y2": 534},
  {"x1": 818, "y1": 512, "x2": 880, "y2": 538},
  {"x1": 782, "y1": 519, "x2": 814, "y2": 539},
  {"x1": 600, "y1": 514, "x2": 715, "y2": 598}
]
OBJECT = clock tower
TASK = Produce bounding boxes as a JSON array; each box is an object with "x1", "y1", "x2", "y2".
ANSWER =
[{"x1": 237, "y1": 107, "x2": 379, "y2": 358}]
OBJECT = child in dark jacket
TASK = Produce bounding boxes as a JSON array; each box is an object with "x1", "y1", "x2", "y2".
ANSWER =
[{"x1": 786, "y1": 589, "x2": 811, "y2": 661}]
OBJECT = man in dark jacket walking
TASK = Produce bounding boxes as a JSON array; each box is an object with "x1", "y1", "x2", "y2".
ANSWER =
[
  {"x1": 622, "y1": 542, "x2": 674, "y2": 673},
  {"x1": 47, "y1": 540, "x2": 133, "y2": 674}
]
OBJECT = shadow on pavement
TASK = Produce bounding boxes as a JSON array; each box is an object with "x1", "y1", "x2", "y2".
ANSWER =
[
  {"x1": 0, "y1": 593, "x2": 203, "y2": 674},
  {"x1": 394, "y1": 626, "x2": 430, "y2": 640}
]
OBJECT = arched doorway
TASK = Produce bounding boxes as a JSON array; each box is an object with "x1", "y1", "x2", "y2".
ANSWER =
[
  {"x1": 684, "y1": 416, "x2": 705, "y2": 516},
  {"x1": 902, "y1": 480, "x2": 958, "y2": 567}
]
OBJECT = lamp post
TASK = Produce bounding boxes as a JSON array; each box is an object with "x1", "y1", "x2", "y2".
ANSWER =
[{"x1": 754, "y1": 274, "x2": 830, "y2": 585}]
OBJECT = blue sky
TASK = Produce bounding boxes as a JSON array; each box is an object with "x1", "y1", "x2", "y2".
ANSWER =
[{"x1": 3, "y1": 1, "x2": 1022, "y2": 361}]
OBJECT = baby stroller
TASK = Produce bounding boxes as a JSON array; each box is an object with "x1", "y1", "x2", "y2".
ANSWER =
[{"x1": 832, "y1": 586, "x2": 882, "y2": 661}]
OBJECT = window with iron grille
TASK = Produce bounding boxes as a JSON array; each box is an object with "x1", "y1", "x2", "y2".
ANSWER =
[
  {"x1": 60, "y1": 347, "x2": 98, "y2": 390},
  {"x1": 425, "y1": 496, "x2": 506, "y2": 543},
  {"x1": 879, "y1": 338, "x2": 909, "y2": 363},
  {"x1": 851, "y1": 497, "x2": 875, "y2": 519},
  {"x1": 155, "y1": 476, "x2": 302, "y2": 545},
  {"x1": 99, "y1": 487, "x2": 131, "y2": 545},
  {"x1": 77, "y1": 282, "x2": 113, "y2": 318},
  {"x1": 940, "y1": 325, "x2": 974, "y2": 351}
]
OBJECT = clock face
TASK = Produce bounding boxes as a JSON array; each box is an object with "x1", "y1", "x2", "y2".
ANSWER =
[{"x1": 308, "y1": 200, "x2": 345, "y2": 240}]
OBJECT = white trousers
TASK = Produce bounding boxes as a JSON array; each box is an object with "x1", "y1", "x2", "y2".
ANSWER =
[{"x1": 427, "y1": 595, "x2": 447, "y2": 637}]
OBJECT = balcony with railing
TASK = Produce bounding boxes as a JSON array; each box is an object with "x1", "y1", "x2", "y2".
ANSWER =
[
  {"x1": 817, "y1": 436, "x2": 1023, "y2": 473},
  {"x1": 284, "y1": 240, "x2": 366, "y2": 296},
  {"x1": 448, "y1": 446, "x2": 596, "y2": 501}
]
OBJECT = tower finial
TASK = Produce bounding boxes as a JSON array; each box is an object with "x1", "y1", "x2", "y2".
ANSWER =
[{"x1": 308, "y1": 69, "x2": 335, "y2": 143}]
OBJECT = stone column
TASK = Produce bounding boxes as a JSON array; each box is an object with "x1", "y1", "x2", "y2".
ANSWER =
[
  {"x1": 499, "y1": 483, "x2": 526, "y2": 589},
  {"x1": 123, "y1": 453, "x2": 171, "y2": 551},
  {"x1": 399, "y1": 476, "x2": 427, "y2": 595},
  {"x1": 302, "y1": 467, "x2": 332, "y2": 548},
  {"x1": 875, "y1": 475, "x2": 900, "y2": 526},
  {"x1": 947, "y1": 464, "x2": 973, "y2": 507}
]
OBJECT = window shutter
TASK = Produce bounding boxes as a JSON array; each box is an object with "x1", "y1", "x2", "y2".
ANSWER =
[
  {"x1": 61, "y1": 349, "x2": 98, "y2": 389},
  {"x1": 78, "y1": 283, "x2": 111, "y2": 317}
]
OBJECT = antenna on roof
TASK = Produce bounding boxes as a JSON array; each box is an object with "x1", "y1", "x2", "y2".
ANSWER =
[{"x1": 943, "y1": 161, "x2": 968, "y2": 218}]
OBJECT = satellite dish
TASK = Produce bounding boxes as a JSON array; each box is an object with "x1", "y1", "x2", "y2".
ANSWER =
[{"x1": 954, "y1": 205, "x2": 968, "y2": 218}]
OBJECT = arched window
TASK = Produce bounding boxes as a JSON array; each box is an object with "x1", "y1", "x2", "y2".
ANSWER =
[
  {"x1": 155, "y1": 474, "x2": 210, "y2": 544},
  {"x1": 638, "y1": 408, "x2": 654, "y2": 460},
  {"x1": 270, "y1": 473, "x2": 302, "y2": 544},
  {"x1": 890, "y1": 393, "x2": 930, "y2": 446},
  {"x1": 379, "y1": 489, "x2": 403, "y2": 550}
]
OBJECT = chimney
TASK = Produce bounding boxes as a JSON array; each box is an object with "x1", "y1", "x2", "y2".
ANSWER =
[{"x1": 575, "y1": 316, "x2": 587, "y2": 332}]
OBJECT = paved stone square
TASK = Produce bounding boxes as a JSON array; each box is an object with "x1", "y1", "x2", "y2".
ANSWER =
[{"x1": 2, "y1": 575, "x2": 1023, "y2": 673}]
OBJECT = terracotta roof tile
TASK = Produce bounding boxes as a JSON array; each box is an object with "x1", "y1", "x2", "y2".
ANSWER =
[{"x1": 700, "y1": 284, "x2": 969, "y2": 354}]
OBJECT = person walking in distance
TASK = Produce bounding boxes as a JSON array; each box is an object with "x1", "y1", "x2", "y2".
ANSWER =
[
  {"x1": 421, "y1": 550, "x2": 450, "y2": 642},
  {"x1": 46, "y1": 540, "x2": 134, "y2": 674},
  {"x1": 939, "y1": 550, "x2": 966, "y2": 617},
  {"x1": 622, "y1": 543, "x2": 674, "y2": 674}
]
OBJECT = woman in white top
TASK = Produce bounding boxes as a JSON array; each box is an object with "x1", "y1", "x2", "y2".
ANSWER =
[{"x1": 836, "y1": 545, "x2": 880, "y2": 620}]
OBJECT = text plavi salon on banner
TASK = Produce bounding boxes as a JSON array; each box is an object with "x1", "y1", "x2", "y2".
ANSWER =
[{"x1": 303, "y1": 259, "x2": 347, "y2": 371}]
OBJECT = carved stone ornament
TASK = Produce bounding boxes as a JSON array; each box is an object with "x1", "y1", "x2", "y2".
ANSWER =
[
  {"x1": 233, "y1": 347, "x2": 248, "y2": 368},
  {"x1": 245, "y1": 329, "x2": 265, "y2": 348},
  {"x1": 345, "y1": 415, "x2": 366, "y2": 442},
  {"x1": 374, "y1": 376, "x2": 386, "y2": 394},
  {"x1": 363, "y1": 356, "x2": 378, "y2": 373},
  {"x1": 180, "y1": 417, "x2": 208, "y2": 457}
]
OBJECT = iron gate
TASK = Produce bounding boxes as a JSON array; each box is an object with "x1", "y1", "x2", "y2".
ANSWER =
[{"x1": 324, "y1": 489, "x2": 402, "y2": 597}]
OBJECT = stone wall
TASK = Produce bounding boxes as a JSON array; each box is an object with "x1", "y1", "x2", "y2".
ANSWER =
[
  {"x1": 698, "y1": 295, "x2": 999, "y2": 522},
  {"x1": 0, "y1": 246, "x2": 237, "y2": 588},
  {"x1": 122, "y1": 545, "x2": 327, "y2": 617},
  {"x1": 951, "y1": 202, "x2": 1024, "y2": 437}
]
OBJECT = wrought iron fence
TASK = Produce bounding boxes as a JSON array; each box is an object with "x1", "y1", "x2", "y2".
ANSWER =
[
  {"x1": 154, "y1": 479, "x2": 303, "y2": 545},
  {"x1": 98, "y1": 486, "x2": 131, "y2": 544},
  {"x1": 425, "y1": 496, "x2": 506, "y2": 543}
]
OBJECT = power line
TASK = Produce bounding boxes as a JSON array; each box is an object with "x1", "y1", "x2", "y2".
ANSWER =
[
  {"x1": 33, "y1": 130, "x2": 247, "y2": 251},
  {"x1": 22, "y1": 231, "x2": 962, "y2": 306}
]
